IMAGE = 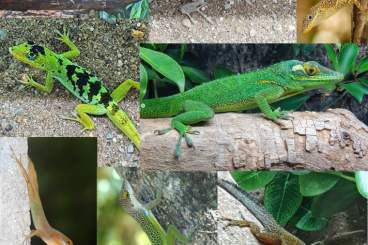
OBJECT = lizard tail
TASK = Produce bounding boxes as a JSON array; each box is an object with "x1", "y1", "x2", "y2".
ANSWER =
[{"x1": 106, "y1": 102, "x2": 140, "y2": 150}]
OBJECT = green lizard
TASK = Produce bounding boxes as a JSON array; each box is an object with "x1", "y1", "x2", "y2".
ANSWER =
[
  {"x1": 140, "y1": 60, "x2": 344, "y2": 160},
  {"x1": 119, "y1": 179, "x2": 194, "y2": 245},
  {"x1": 218, "y1": 178, "x2": 306, "y2": 245},
  {"x1": 9, "y1": 27, "x2": 140, "y2": 150}
]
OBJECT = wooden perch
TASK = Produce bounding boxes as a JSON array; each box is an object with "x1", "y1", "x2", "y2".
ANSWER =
[
  {"x1": 114, "y1": 167, "x2": 218, "y2": 245},
  {"x1": 140, "y1": 109, "x2": 368, "y2": 171},
  {"x1": 0, "y1": 138, "x2": 29, "y2": 245},
  {"x1": 0, "y1": 0, "x2": 141, "y2": 11},
  {"x1": 352, "y1": 0, "x2": 368, "y2": 43}
]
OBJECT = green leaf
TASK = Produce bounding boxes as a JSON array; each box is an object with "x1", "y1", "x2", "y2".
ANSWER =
[
  {"x1": 338, "y1": 44, "x2": 358, "y2": 75},
  {"x1": 355, "y1": 171, "x2": 368, "y2": 198},
  {"x1": 336, "y1": 43, "x2": 341, "y2": 51},
  {"x1": 264, "y1": 172, "x2": 303, "y2": 226},
  {"x1": 182, "y1": 67, "x2": 210, "y2": 84},
  {"x1": 129, "y1": 1, "x2": 142, "y2": 18},
  {"x1": 311, "y1": 178, "x2": 360, "y2": 218},
  {"x1": 341, "y1": 83, "x2": 363, "y2": 103},
  {"x1": 291, "y1": 171, "x2": 311, "y2": 175},
  {"x1": 232, "y1": 171, "x2": 276, "y2": 191},
  {"x1": 300, "y1": 44, "x2": 317, "y2": 57},
  {"x1": 214, "y1": 66, "x2": 236, "y2": 80},
  {"x1": 323, "y1": 44, "x2": 338, "y2": 71},
  {"x1": 165, "y1": 49, "x2": 181, "y2": 62},
  {"x1": 181, "y1": 44, "x2": 188, "y2": 59},
  {"x1": 359, "y1": 77, "x2": 368, "y2": 87},
  {"x1": 357, "y1": 56, "x2": 368, "y2": 75},
  {"x1": 292, "y1": 44, "x2": 300, "y2": 59},
  {"x1": 140, "y1": 47, "x2": 185, "y2": 93},
  {"x1": 290, "y1": 196, "x2": 330, "y2": 231},
  {"x1": 299, "y1": 172, "x2": 341, "y2": 196},
  {"x1": 321, "y1": 85, "x2": 336, "y2": 93},
  {"x1": 181, "y1": 52, "x2": 201, "y2": 69},
  {"x1": 270, "y1": 93, "x2": 310, "y2": 111},
  {"x1": 140, "y1": 63, "x2": 148, "y2": 100},
  {"x1": 142, "y1": 64, "x2": 158, "y2": 80},
  {"x1": 158, "y1": 44, "x2": 168, "y2": 53}
]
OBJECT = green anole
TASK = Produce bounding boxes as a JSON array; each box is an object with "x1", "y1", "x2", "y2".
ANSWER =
[
  {"x1": 11, "y1": 147, "x2": 73, "y2": 245},
  {"x1": 140, "y1": 60, "x2": 344, "y2": 160},
  {"x1": 218, "y1": 178, "x2": 306, "y2": 245},
  {"x1": 119, "y1": 179, "x2": 194, "y2": 245},
  {"x1": 9, "y1": 27, "x2": 140, "y2": 150},
  {"x1": 302, "y1": 0, "x2": 368, "y2": 34}
]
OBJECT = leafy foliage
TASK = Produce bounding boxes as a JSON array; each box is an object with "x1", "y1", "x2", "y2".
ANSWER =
[
  {"x1": 231, "y1": 171, "x2": 366, "y2": 232},
  {"x1": 96, "y1": 0, "x2": 149, "y2": 18}
]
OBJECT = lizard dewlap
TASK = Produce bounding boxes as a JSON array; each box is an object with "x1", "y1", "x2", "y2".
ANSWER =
[
  {"x1": 9, "y1": 28, "x2": 140, "y2": 150},
  {"x1": 141, "y1": 60, "x2": 344, "y2": 160}
]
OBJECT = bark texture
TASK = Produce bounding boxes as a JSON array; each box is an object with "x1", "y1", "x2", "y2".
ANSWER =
[
  {"x1": 352, "y1": 0, "x2": 368, "y2": 43},
  {"x1": 140, "y1": 109, "x2": 368, "y2": 171},
  {"x1": 0, "y1": 138, "x2": 29, "y2": 245},
  {"x1": 114, "y1": 167, "x2": 218, "y2": 245}
]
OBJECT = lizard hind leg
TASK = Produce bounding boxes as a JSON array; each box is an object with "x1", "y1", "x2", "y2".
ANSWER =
[
  {"x1": 110, "y1": 79, "x2": 140, "y2": 103},
  {"x1": 22, "y1": 230, "x2": 44, "y2": 245},
  {"x1": 166, "y1": 225, "x2": 194, "y2": 245}
]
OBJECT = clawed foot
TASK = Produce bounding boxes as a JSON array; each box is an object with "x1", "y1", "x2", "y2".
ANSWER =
[
  {"x1": 60, "y1": 113, "x2": 88, "y2": 133},
  {"x1": 18, "y1": 74, "x2": 34, "y2": 87},
  {"x1": 54, "y1": 26, "x2": 69, "y2": 42},
  {"x1": 271, "y1": 107, "x2": 293, "y2": 124}
]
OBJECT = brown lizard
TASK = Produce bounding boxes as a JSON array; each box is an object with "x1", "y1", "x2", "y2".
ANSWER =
[
  {"x1": 218, "y1": 178, "x2": 306, "y2": 245},
  {"x1": 180, "y1": 0, "x2": 214, "y2": 25}
]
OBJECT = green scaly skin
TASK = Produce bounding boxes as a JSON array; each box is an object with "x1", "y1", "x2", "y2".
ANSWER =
[
  {"x1": 9, "y1": 27, "x2": 140, "y2": 150},
  {"x1": 218, "y1": 178, "x2": 306, "y2": 245},
  {"x1": 140, "y1": 60, "x2": 344, "y2": 160},
  {"x1": 119, "y1": 180, "x2": 194, "y2": 245}
]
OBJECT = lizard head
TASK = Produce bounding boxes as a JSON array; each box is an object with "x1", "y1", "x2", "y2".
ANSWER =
[
  {"x1": 9, "y1": 41, "x2": 48, "y2": 70},
  {"x1": 119, "y1": 180, "x2": 142, "y2": 215},
  {"x1": 302, "y1": 3, "x2": 326, "y2": 35},
  {"x1": 289, "y1": 61, "x2": 344, "y2": 88},
  {"x1": 45, "y1": 230, "x2": 73, "y2": 245}
]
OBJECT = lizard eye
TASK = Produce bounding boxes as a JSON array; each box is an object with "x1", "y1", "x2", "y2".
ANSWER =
[
  {"x1": 308, "y1": 14, "x2": 312, "y2": 20},
  {"x1": 67, "y1": 241, "x2": 71, "y2": 244},
  {"x1": 26, "y1": 52, "x2": 38, "y2": 61},
  {"x1": 123, "y1": 190, "x2": 130, "y2": 199}
]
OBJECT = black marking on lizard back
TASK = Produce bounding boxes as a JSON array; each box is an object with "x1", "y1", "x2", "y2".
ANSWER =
[
  {"x1": 99, "y1": 92, "x2": 113, "y2": 108},
  {"x1": 27, "y1": 41, "x2": 35, "y2": 45},
  {"x1": 29, "y1": 45, "x2": 45, "y2": 56},
  {"x1": 57, "y1": 58, "x2": 63, "y2": 66}
]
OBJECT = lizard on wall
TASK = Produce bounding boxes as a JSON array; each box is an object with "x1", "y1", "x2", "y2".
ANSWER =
[
  {"x1": 218, "y1": 178, "x2": 306, "y2": 245},
  {"x1": 9, "y1": 27, "x2": 140, "y2": 150},
  {"x1": 302, "y1": 0, "x2": 368, "y2": 34},
  {"x1": 11, "y1": 147, "x2": 73, "y2": 245},
  {"x1": 119, "y1": 179, "x2": 194, "y2": 245},
  {"x1": 140, "y1": 60, "x2": 344, "y2": 160}
]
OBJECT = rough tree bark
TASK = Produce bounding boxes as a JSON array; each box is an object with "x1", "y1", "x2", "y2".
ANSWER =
[
  {"x1": 140, "y1": 109, "x2": 368, "y2": 171},
  {"x1": 0, "y1": 138, "x2": 29, "y2": 245},
  {"x1": 0, "y1": 0, "x2": 141, "y2": 11},
  {"x1": 352, "y1": 0, "x2": 368, "y2": 43},
  {"x1": 114, "y1": 167, "x2": 218, "y2": 245}
]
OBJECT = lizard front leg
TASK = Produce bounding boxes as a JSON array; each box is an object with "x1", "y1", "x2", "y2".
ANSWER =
[
  {"x1": 255, "y1": 85, "x2": 290, "y2": 124},
  {"x1": 154, "y1": 100, "x2": 214, "y2": 161},
  {"x1": 166, "y1": 225, "x2": 194, "y2": 245},
  {"x1": 60, "y1": 104, "x2": 107, "y2": 132},
  {"x1": 54, "y1": 27, "x2": 80, "y2": 59},
  {"x1": 19, "y1": 72, "x2": 54, "y2": 92}
]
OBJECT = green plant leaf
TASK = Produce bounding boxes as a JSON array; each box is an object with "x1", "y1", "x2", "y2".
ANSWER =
[
  {"x1": 299, "y1": 172, "x2": 341, "y2": 196},
  {"x1": 323, "y1": 44, "x2": 338, "y2": 71},
  {"x1": 165, "y1": 49, "x2": 181, "y2": 62},
  {"x1": 270, "y1": 93, "x2": 310, "y2": 111},
  {"x1": 338, "y1": 44, "x2": 358, "y2": 75},
  {"x1": 181, "y1": 52, "x2": 201, "y2": 69},
  {"x1": 357, "y1": 56, "x2": 368, "y2": 75},
  {"x1": 143, "y1": 64, "x2": 158, "y2": 80},
  {"x1": 290, "y1": 196, "x2": 330, "y2": 231},
  {"x1": 130, "y1": 1, "x2": 142, "y2": 18},
  {"x1": 232, "y1": 171, "x2": 276, "y2": 191},
  {"x1": 300, "y1": 44, "x2": 317, "y2": 57},
  {"x1": 356, "y1": 171, "x2": 368, "y2": 198},
  {"x1": 214, "y1": 66, "x2": 236, "y2": 80},
  {"x1": 182, "y1": 67, "x2": 210, "y2": 84},
  {"x1": 336, "y1": 43, "x2": 341, "y2": 51},
  {"x1": 291, "y1": 171, "x2": 311, "y2": 175},
  {"x1": 158, "y1": 44, "x2": 168, "y2": 53},
  {"x1": 321, "y1": 85, "x2": 336, "y2": 93},
  {"x1": 341, "y1": 83, "x2": 364, "y2": 103},
  {"x1": 140, "y1": 47, "x2": 185, "y2": 93},
  {"x1": 140, "y1": 63, "x2": 148, "y2": 100},
  {"x1": 311, "y1": 178, "x2": 360, "y2": 218},
  {"x1": 181, "y1": 44, "x2": 188, "y2": 59},
  {"x1": 359, "y1": 77, "x2": 368, "y2": 87},
  {"x1": 264, "y1": 172, "x2": 303, "y2": 226},
  {"x1": 292, "y1": 44, "x2": 300, "y2": 58}
]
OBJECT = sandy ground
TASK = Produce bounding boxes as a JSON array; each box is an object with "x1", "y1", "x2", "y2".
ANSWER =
[
  {"x1": 0, "y1": 18, "x2": 148, "y2": 167},
  {"x1": 149, "y1": 0, "x2": 297, "y2": 43}
]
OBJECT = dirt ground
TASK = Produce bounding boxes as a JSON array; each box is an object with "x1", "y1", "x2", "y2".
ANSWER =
[
  {"x1": 149, "y1": 0, "x2": 297, "y2": 43},
  {"x1": 0, "y1": 18, "x2": 148, "y2": 167}
]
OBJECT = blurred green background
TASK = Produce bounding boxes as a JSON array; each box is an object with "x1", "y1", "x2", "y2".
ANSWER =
[
  {"x1": 27, "y1": 137, "x2": 97, "y2": 245},
  {"x1": 97, "y1": 168, "x2": 150, "y2": 245}
]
